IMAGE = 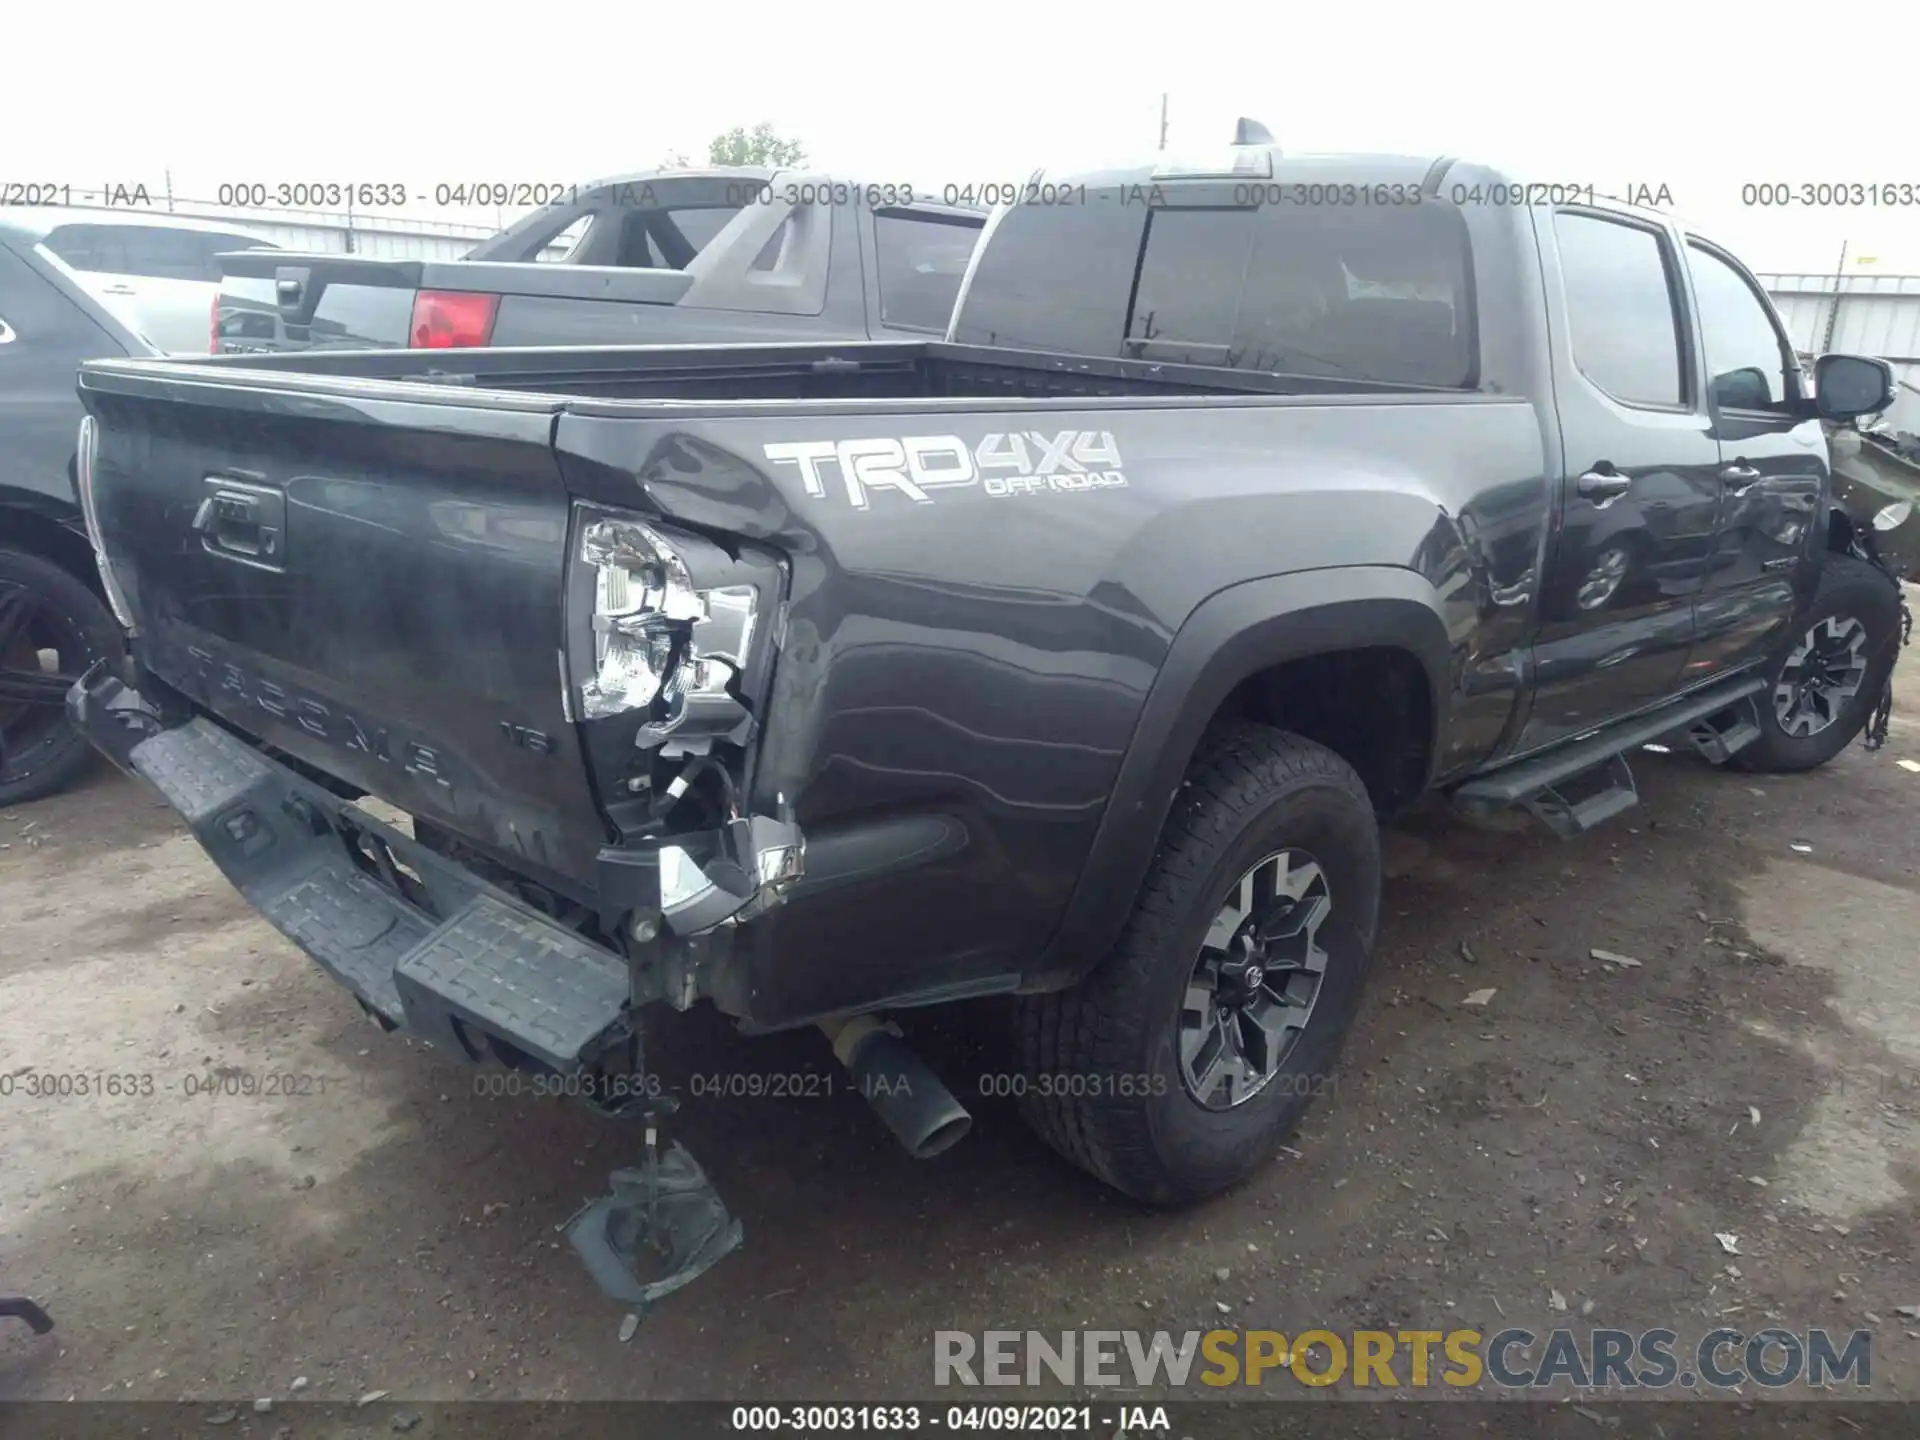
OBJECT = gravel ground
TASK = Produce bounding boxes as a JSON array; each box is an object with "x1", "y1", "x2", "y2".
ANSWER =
[{"x1": 2, "y1": 650, "x2": 1918, "y2": 1417}]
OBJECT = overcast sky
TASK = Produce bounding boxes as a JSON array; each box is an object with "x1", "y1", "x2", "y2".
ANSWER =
[{"x1": 10, "y1": 0, "x2": 1920, "y2": 273}]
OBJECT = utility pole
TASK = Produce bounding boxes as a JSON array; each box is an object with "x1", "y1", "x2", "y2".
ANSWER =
[
  {"x1": 1158, "y1": 93, "x2": 1168, "y2": 151},
  {"x1": 1821, "y1": 239, "x2": 1849, "y2": 354}
]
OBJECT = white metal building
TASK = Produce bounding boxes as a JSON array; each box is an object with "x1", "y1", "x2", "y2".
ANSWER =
[
  {"x1": 1758, "y1": 272, "x2": 1920, "y2": 432},
  {"x1": 27, "y1": 189, "x2": 505, "y2": 261},
  {"x1": 143, "y1": 201, "x2": 497, "y2": 261}
]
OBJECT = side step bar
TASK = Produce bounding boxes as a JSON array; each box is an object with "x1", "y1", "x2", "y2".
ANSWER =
[
  {"x1": 1686, "y1": 707, "x2": 1764, "y2": 765},
  {"x1": 1453, "y1": 676, "x2": 1766, "y2": 838}
]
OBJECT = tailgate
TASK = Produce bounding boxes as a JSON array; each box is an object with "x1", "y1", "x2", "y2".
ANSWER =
[
  {"x1": 216, "y1": 250, "x2": 421, "y2": 352},
  {"x1": 78, "y1": 361, "x2": 609, "y2": 884}
]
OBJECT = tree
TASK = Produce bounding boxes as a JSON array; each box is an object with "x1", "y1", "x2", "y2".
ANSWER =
[{"x1": 708, "y1": 122, "x2": 808, "y2": 168}]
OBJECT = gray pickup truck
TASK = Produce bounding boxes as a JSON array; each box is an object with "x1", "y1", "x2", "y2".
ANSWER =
[
  {"x1": 70, "y1": 148, "x2": 1909, "y2": 1243},
  {"x1": 215, "y1": 168, "x2": 985, "y2": 354}
]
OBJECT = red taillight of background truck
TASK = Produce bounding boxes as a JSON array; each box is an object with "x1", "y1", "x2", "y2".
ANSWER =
[{"x1": 407, "y1": 290, "x2": 500, "y2": 349}]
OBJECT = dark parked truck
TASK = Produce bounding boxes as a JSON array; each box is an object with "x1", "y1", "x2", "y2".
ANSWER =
[
  {"x1": 68, "y1": 151, "x2": 1910, "y2": 1239},
  {"x1": 214, "y1": 168, "x2": 985, "y2": 355},
  {"x1": 0, "y1": 220, "x2": 154, "y2": 805}
]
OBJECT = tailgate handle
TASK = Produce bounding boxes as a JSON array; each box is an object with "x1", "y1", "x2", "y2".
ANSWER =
[
  {"x1": 193, "y1": 479, "x2": 286, "y2": 565},
  {"x1": 275, "y1": 265, "x2": 318, "y2": 322}
]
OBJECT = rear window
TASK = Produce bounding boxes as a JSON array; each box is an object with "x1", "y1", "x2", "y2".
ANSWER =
[
  {"x1": 953, "y1": 190, "x2": 1476, "y2": 388},
  {"x1": 873, "y1": 212, "x2": 981, "y2": 332},
  {"x1": 1129, "y1": 204, "x2": 1474, "y2": 386},
  {"x1": 43, "y1": 224, "x2": 275, "y2": 283},
  {"x1": 948, "y1": 202, "x2": 1146, "y2": 355}
]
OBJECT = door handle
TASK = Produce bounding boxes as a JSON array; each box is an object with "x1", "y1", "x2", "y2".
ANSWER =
[
  {"x1": 100, "y1": 284, "x2": 137, "y2": 296},
  {"x1": 1576, "y1": 469, "x2": 1632, "y2": 506},
  {"x1": 1720, "y1": 462, "x2": 1762, "y2": 496}
]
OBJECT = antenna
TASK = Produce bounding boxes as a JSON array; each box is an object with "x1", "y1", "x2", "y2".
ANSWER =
[{"x1": 1233, "y1": 117, "x2": 1274, "y2": 146}]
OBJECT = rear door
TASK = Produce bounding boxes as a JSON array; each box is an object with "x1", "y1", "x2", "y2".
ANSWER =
[
  {"x1": 1514, "y1": 205, "x2": 1723, "y2": 754},
  {"x1": 80, "y1": 368, "x2": 606, "y2": 885},
  {"x1": 1680, "y1": 236, "x2": 1826, "y2": 677}
]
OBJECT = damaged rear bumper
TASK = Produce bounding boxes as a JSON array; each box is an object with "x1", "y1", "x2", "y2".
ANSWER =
[
  {"x1": 69, "y1": 660, "x2": 762, "y2": 1314},
  {"x1": 66, "y1": 660, "x2": 798, "y2": 1093},
  {"x1": 70, "y1": 663, "x2": 637, "y2": 1079}
]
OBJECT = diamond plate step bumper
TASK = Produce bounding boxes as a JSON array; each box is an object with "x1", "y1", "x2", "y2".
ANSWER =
[{"x1": 70, "y1": 666, "x2": 632, "y2": 1075}]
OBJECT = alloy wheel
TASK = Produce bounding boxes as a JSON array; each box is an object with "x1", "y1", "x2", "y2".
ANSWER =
[
  {"x1": 1774, "y1": 615, "x2": 1869, "y2": 739},
  {"x1": 1178, "y1": 849, "x2": 1333, "y2": 1111}
]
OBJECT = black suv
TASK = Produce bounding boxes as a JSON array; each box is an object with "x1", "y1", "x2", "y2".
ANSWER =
[{"x1": 0, "y1": 221, "x2": 152, "y2": 805}]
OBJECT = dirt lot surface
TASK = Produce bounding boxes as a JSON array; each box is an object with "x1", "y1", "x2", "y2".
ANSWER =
[{"x1": 4, "y1": 644, "x2": 1919, "y2": 1423}]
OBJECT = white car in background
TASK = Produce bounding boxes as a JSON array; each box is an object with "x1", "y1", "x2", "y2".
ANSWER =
[{"x1": 4, "y1": 209, "x2": 279, "y2": 354}]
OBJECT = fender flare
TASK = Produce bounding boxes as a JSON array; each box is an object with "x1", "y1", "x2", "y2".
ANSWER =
[{"x1": 1025, "y1": 566, "x2": 1452, "y2": 991}]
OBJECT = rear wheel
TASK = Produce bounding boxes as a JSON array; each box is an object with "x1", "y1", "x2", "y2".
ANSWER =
[
  {"x1": 0, "y1": 547, "x2": 119, "y2": 806},
  {"x1": 1734, "y1": 554, "x2": 1904, "y2": 774},
  {"x1": 1014, "y1": 724, "x2": 1380, "y2": 1205}
]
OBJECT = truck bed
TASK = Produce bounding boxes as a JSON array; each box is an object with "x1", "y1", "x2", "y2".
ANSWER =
[{"x1": 107, "y1": 336, "x2": 1462, "y2": 405}]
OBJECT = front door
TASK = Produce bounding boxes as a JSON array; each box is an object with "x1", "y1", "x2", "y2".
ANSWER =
[
  {"x1": 1515, "y1": 205, "x2": 1723, "y2": 755},
  {"x1": 1680, "y1": 237, "x2": 1828, "y2": 683}
]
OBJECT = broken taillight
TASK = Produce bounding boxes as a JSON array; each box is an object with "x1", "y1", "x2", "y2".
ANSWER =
[{"x1": 407, "y1": 289, "x2": 499, "y2": 349}]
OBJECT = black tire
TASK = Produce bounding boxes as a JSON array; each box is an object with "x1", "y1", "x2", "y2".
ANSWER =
[
  {"x1": 1732, "y1": 554, "x2": 1905, "y2": 774},
  {"x1": 1014, "y1": 724, "x2": 1381, "y2": 1205},
  {"x1": 0, "y1": 546, "x2": 119, "y2": 807}
]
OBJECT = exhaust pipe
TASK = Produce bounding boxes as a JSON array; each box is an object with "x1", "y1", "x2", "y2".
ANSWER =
[{"x1": 820, "y1": 1014, "x2": 972, "y2": 1159}]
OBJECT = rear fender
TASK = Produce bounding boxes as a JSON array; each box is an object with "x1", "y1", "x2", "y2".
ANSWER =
[{"x1": 1023, "y1": 566, "x2": 1451, "y2": 991}]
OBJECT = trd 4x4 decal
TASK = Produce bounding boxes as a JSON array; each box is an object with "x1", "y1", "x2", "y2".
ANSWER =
[{"x1": 762, "y1": 431, "x2": 1128, "y2": 509}]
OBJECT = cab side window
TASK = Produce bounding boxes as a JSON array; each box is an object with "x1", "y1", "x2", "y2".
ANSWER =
[
  {"x1": 112, "y1": 227, "x2": 214, "y2": 282},
  {"x1": 1552, "y1": 210, "x2": 1687, "y2": 409},
  {"x1": 1686, "y1": 241, "x2": 1798, "y2": 414},
  {"x1": 40, "y1": 224, "x2": 126, "y2": 275}
]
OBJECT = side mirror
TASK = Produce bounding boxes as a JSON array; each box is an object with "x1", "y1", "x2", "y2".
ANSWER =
[{"x1": 1814, "y1": 353, "x2": 1896, "y2": 421}]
